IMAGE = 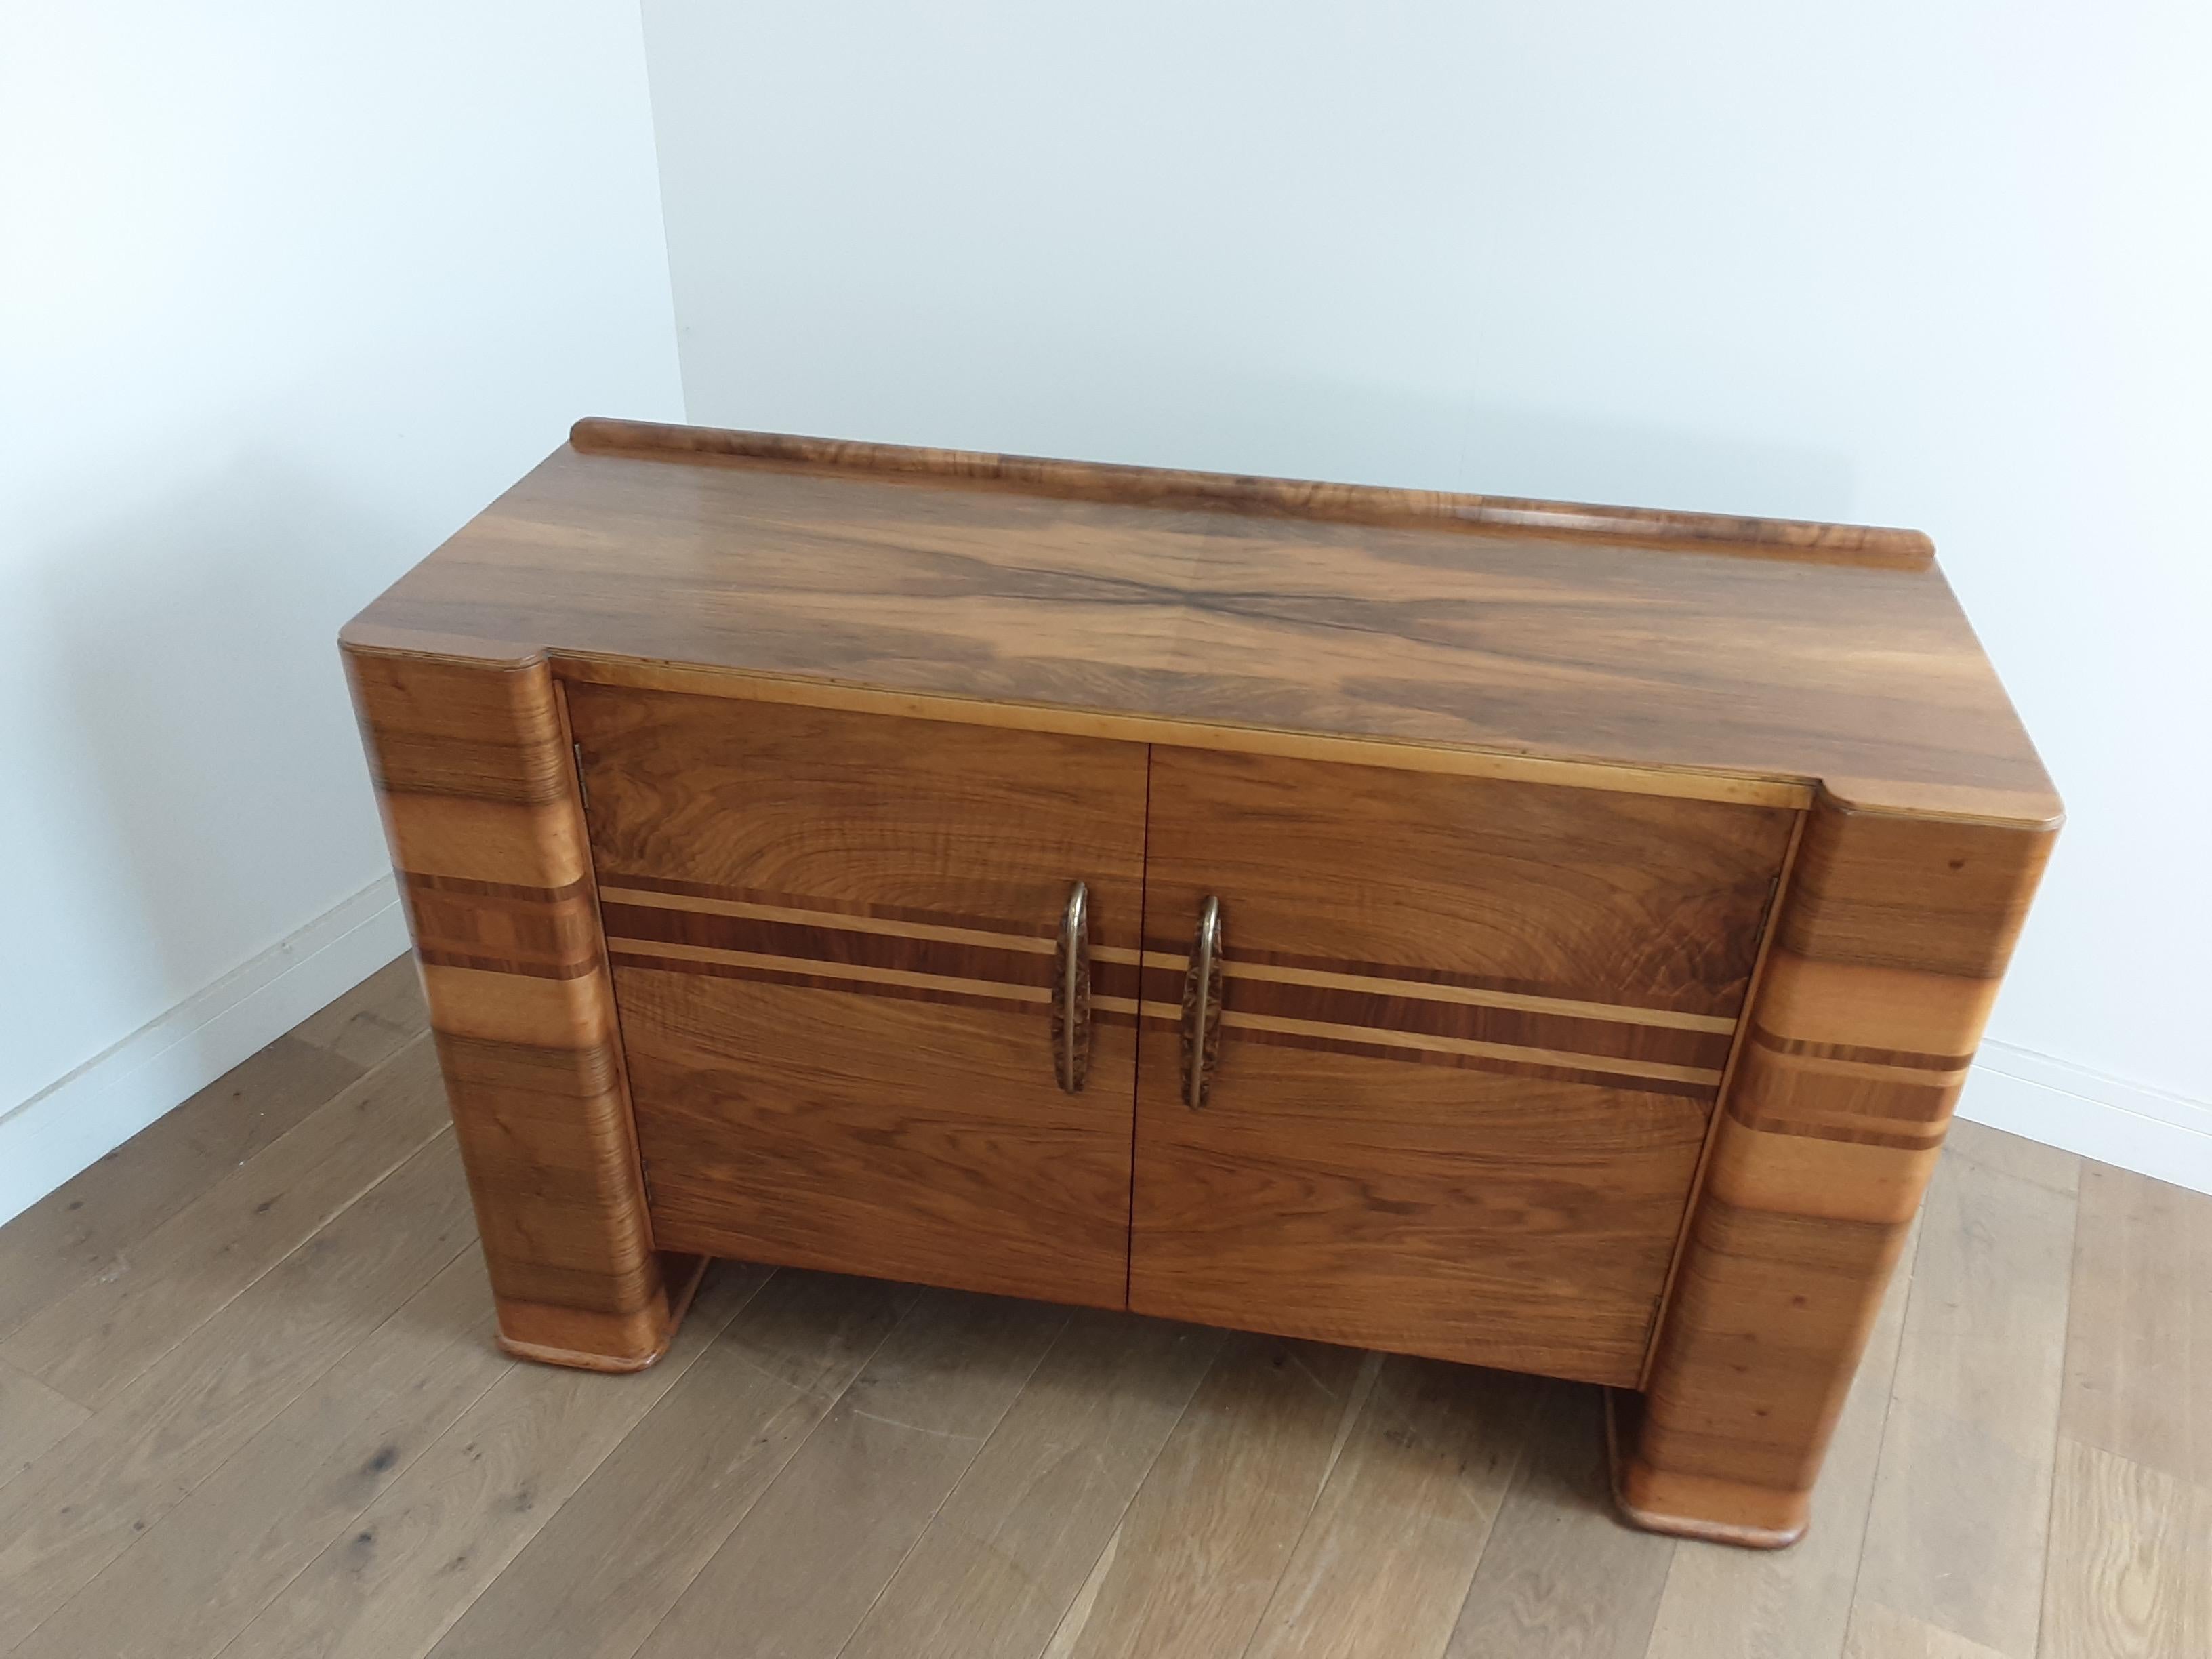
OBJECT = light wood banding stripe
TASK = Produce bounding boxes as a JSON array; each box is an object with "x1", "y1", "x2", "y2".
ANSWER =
[
  {"x1": 1217, "y1": 1010, "x2": 1723, "y2": 1087},
  {"x1": 602, "y1": 883, "x2": 1740, "y2": 1094},
  {"x1": 600, "y1": 884, "x2": 1055, "y2": 956},
  {"x1": 608, "y1": 937, "x2": 1050, "y2": 1006}
]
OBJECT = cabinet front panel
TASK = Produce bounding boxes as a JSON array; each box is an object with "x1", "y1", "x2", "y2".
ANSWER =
[
  {"x1": 569, "y1": 683, "x2": 1148, "y2": 1309},
  {"x1": 1132, "y1": 750, "x2": 1795, "y2": 1385}
]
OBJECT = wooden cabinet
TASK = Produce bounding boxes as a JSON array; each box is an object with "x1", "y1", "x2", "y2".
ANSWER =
[{"x1": 344, "y1": 418, "x2": 2057, "y2": 1550}]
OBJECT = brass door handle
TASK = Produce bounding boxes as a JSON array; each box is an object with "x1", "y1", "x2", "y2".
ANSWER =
[
  {"x1": 1052, "y1": 881, "x2": 1090, "y2": 1093},
  {"x1": 1183, "y1": 896, "x2": 1223, "y2": 1109}
]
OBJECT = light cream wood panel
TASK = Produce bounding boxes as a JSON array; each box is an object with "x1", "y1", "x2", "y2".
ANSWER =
[
  {"x1": 12, "y1": 1250, "x2": 508, "y2": 1659},
  {"x1": 2062, "y1": 1161, "x2": 2212, "y2": 1490},
  {"x1": 0, "y1": 1034, "x2": 364, "y2": 1343},
  {"x1": 426, "y1": 1267, "x2": 901, "y2": 1659},
  {"x1": 0, "y1": 1134, "x2": 474, "y2": 1651},
  {"x1": 218, "y1": 1266, "x2": 764, "y2": 1659},
  {"x1": 1443, "y1": 1385, "x2": 1675, "y2": 1659},
  {"x1": 2039, "y1": 1437, "x2": 2212, "y2": 1659},
  {"x1": 1048, "y1": 1334, "x2": 1369, "y2": 1659},
  {"x1": 0, "y1": 1036, "x2": 449, "y2": 1409},
  {"x1": 840, "y1": 1309, "x2": 1225, "y2": 1659},
  {"x1": 1244, "y1": 1357, "x2": 1538, "y2": 1659},
  {"x1": 634, "y1": 1289, "x2": 1067, "y2": 1659},
  {"x1": 1851, "y1": 1143, "x2": 2076, "y2": 1658},
  {"x1": 1641, "y1": 1212, "x2": 1921, "y2": 1659}
]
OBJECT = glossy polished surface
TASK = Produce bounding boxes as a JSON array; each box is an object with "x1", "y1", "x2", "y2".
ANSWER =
[{"x1": 343, "y1": 420, "x2": 2056, "y2": 825}]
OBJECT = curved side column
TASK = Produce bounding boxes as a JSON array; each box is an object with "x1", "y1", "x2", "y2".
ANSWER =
[
  {"x1": 1618, "y1": 795, "x2": 2056, "y2": 1545},
  {"x1": 344, "y1": 649, "x2": 699, "y2": 1370}
]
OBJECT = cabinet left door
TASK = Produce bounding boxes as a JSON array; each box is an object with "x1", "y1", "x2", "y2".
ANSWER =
[{"x1": 567, "y1": 682, "x2": 1151, "y2": 1309}]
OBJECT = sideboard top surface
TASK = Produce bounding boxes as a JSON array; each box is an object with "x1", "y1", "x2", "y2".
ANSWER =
[{"x1": 342, "y1": 419, "x2": 2058, "y2": 827}]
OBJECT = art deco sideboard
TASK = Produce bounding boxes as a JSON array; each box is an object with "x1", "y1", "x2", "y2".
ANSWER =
[{"x1": 341, "y1": 417, "x2": 2057, "y2": 1549}]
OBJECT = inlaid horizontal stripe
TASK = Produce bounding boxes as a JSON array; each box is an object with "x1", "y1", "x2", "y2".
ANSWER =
[
  {"x1": 600, "y1": 886, "x2": 1739, "y2": 1092},
  {"x1": 1746, "y1": 1027, "x2": 1976, "y2": 1073},
  {"x1": 609, "y1": 938, "x2": 1048, "y2": 1004},
  {"x1": 608, "y1": 947, "x2": 1145, "y2": 1027},
  {"x1": 599, "y1": 883, "x2": 1054, "y2": 956},
  {"x1": 407, "y1": 869, "x2": 596, "y2": 905},
  {"x1": 600, "y1": 873, "x2": 1041, "y2": 942},
  {"x1": 1226, "y1": 1024, "x2": 1718, "y2": 1101},
  {"x1": 1218, "y1": 1009, "x2": 1723, "y2": 1088},
  {"x1": 1745, "y1": 1026, "x2": 1971, "y2": 1087},
  {"x1": 600, "y1": 900, "x2": 1051, "y2": 991},
  {"x1": 417, "y1": 946, "x2": 601, "y2": 982},
  {"x1": 1123, "y1": 949, "x2": 1734, "y2": 1033}
]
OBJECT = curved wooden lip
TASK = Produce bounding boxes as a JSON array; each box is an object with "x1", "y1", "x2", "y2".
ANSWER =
[{"x1": 568, "y1": 417, "x2": 1936, "y2": 572}]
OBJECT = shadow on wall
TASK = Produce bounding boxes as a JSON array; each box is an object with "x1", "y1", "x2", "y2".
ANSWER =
[{"x1": 27, "y1": 453, "x2": 407, "y2": 1067}]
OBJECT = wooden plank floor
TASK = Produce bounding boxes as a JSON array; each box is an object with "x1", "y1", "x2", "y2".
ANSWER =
[{"x1": 1, "y1": 955, "x2": 2205, "y2": 1659}]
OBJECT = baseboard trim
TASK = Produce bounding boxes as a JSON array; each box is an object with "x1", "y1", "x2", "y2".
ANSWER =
[
  {"x1": 1960, "y1": 1040, "x2": 2212, "y2": 1196},
  {"x1": 0, "y1": 875, "x2": 410, "y2": 1226}
]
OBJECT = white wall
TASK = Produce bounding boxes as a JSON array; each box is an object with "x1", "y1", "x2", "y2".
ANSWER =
[
  {"x1": 0, "y1": 1, "x2": 684, "y2": 1219},
  {"x1": 641, "y1": 1, "x2": 2212, "y2": 1181}
]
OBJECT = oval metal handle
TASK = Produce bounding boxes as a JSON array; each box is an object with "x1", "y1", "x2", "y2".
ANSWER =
[
  {"x1": 1183, "y1": 896, "x2": 1223, "y2": 1109},
  {"x1": 1052, "y1": 881, "x2": 1091, "y2": 1093}
]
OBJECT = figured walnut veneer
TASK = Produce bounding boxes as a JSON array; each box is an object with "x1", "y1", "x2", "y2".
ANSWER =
[{"x1": 342, "y1": 418, "x2": 2057, "y2": 1543}]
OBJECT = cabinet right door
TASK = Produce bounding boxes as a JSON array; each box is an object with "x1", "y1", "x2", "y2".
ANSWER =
[{"x1": 1129, "y1": 750, "x2": 1796, "y2": 1387}]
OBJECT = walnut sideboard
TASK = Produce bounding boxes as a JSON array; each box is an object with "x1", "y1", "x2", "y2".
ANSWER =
[{"x1": 341, "y1": 417, "x2": 2057, "y2": 1549}]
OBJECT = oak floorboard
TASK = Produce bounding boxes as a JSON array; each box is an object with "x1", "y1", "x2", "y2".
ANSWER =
[
  {"x1": 12, "y1": 1249, "x2": 505, "y2": 1659},
  {"x1": 1851, "y1": 1145, "x2": 2076, "y2": 1658},
  {"x1": 1044, "y1": 1333, "x2": 1370, "y2": 1659},
  {"x1": 839, "y1": 1308, "x2": 1225, "y2": 1659},
  {"x1": 426, "y1": 1267, "x2": 905, "y2": 1659},
  {"x1": 1243, "y1": 1356, "x2": 1539, "y2": 1659},
  {"x1": 0, "y1": 1132, "x2": 474, "y2": 1650},
  {"x1": 216, "y1": 1265, "x2": 764, "y2": 1659},
  {"x1": 1641, "y1": 1212, "x2": 1923, "y2": 1659},
  {"x1": 1840, "y1": 1601, "x2": 2010, "y2": 1658},
  {"x1": 2039, "y1": 1437, "x2": 2212, "y2": 1659},
  {"x1": 2061, "y1": 1162, "x2": 2212, "y2": 1491},
  {"x1": 1441, "y1": 1382, "x2": 1675, "y2": 1659},
  {"x1": 0, "y1": 1361, "x2": 87, "y2": 1496},
  {"x1": 0, "y1": 1035, "x2": 449, "y2": 1410},
  {"x1": 289, "y1": 953, "x2": 429, "y2": 1069},
  {"x1": 1944, "y1": 1118, "x2": 2081, "y2": 1195},
  {"x1": 0, "y1": 1033, "x2": 365, "y2": 1341},
  {"x1": 632, "y1": 1287, "x2": 1067, "y2": 1659}
]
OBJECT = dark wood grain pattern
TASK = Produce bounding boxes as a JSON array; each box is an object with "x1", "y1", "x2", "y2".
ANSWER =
[
  {"x1": 338, "y1": 420, "x2": 2059, "y2": 1543},
  {"x1": 569, "y1": 686, "x2": 1149, "y2": 1310},
  {"x1": 344, "y1": 652, "x2": 698, "y2": 1370},
  {"x1": 1616, "y1": 798, "x2": 2057, "y2": 1544},
  {"x1": 343, "y1": 422, "x2": 2059, "y2": 825},
  {"x1": 570, "y1": 418, "x2": 1936, "y2": 569},
  {"x1": 1129, "y1": 750, "x2": 1794, "y2": 1387}
]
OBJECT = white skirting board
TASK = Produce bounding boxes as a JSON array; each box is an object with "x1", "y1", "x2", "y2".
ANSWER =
[
  {"x1": 3, "y1": 880, "x2": 2207, "y2": 1227},
  {"x1": 0, "y1": 875, "x2": 411, "y2": 1228},
  {"x1": 1957, "y1": 1040, "x2": 2212, "y2": 1196}
]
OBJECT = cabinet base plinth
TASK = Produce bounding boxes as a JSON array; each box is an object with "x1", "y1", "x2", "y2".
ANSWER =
[
  {"x1": 492, "y1": 1253, "x2": 712, "y2": 1374},
  {"x1": 1605, "y1": 1389, "x2": 1809, "y2": 1550}
]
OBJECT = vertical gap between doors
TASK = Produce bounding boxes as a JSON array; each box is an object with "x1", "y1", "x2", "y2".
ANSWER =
[{"x1": 1124, "y1": 743, "x2": 1155, "y2": 1311}]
